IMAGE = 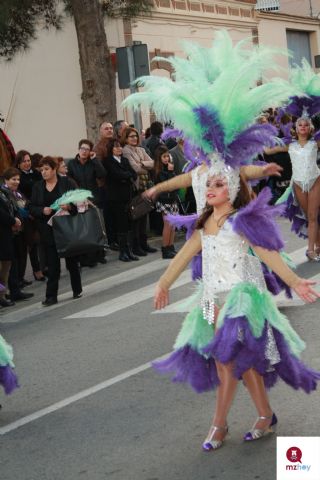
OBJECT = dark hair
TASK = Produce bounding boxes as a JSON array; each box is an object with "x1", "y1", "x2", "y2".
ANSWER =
[
  {"x1": 3, "y1": 167, "x2": 21, "y2": 180},
  {"x1": 150, "y1": 121, "x2": 163, "y2": 136},
  {"x1": 196, "y1": 174, "x2": 251, "y2": 229},
  {"x1": 145, "y1": 127, "x2": 151, "y2": 139},
  {"x1": 78, "y1": 139, "x2": 93, "y2": 150},
  {"x1": 114, "y1": 120, "x2": 125, "y2": 136},
  {"x1": 106, "y1": 138, "x2": 122, "y2": 158},
  {"x1": 39, "y1": 156, "x2": 58, "y2": 170},
  {"x1": 120, "y1": 127, "x2": 140, "y2": 146},
  {"x1": 31, "y1": 153, "x2": 43, "y2": 169},
  {"x1": 154, "y1": 145, "x2": 169, "y2": 178},
  {"x1": 15, "y1": 150, "x2": 31, "y2": 167}
]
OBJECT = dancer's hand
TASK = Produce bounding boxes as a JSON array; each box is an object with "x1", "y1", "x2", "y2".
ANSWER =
[
  {"x1": 154, "y1": 285, "x2": 169, "y2": 309},
  {"x1": 293, "y1": 278, "x2": 320, "y2": 303},
  {"x1": 143, "y1": 186, "x2": 158, "y2": 201},
  {"x1": 263, "y1": 162, "x2": 283, "y2": 177}
]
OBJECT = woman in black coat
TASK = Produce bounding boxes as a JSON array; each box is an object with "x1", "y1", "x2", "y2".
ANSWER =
[
  {"x1": 0, "y1": 185, "x2": 21, "y2": 307},
  {"x1": 30, "y1": 156, "x2": 82, "y2": 306},
  {"x1": 102, "y1": 139, "x2": 138, "y2": 262},
  {"x1": 16, "y1": 150, "x2": 45, "y2": 282}
]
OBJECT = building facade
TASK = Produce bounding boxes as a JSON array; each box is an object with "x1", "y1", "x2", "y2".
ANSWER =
[{"x1": 1, "y1": 0, "x2": 320, "y2": 156}]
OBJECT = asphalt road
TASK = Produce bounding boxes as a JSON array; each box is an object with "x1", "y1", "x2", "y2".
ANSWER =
[{"x1": 0, "y1": 221, "x2": 319, "y2": 480}]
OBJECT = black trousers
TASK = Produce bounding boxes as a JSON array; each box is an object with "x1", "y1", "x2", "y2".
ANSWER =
[
  {"x1": 107, "y1": 200, "x2": 130, "y2": 236},
  {"x1": 44, "y1": 244, "x2": 82, "y2": 299}
]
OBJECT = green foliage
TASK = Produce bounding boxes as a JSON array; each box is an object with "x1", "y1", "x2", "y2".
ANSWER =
[
  {"x1": 0, "y1": 0, "x2": 62, "y2": 60},
  {"x1": 0, "y1": 0, "x2": 153, "y2": 60},
  {"x1": 101, "y1": 0, "x2": 153, "y2": 17}
]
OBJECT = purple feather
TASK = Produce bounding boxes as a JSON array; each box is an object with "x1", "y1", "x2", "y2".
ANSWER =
[
  {"x1": 183, "y1": 140, "x2": 210, "y2": 172},
  {"x1": 232, "y1": 187, "x2": 285, "y2": 250},
  {"x1": 166, "y1": 213, "x2": 198, "y2": 240},
  {"x1": 283, "y1": 191, "x2": 308, "y2": 239},
  {"x1": 203, "y1": 318, "x2": 320, "y2": 393},
  {"x1": 161, "y1": 127, "x2": 183, "y2": 142},
  {"x1": 0, "y1": 365, "x2": 19, "y2": 395},
  {"x1": 152, "y1": 345, "x2": 219, "y2": 393},
  {"x1": 193, "y1": 106, "x2": 225, "y2": 154},
  {"x1": 191, "y1": 253, "x2": 202, "y2": 280},
  {"x1": 314, "y1": 129, "x2": 320, "y2": 142},
  {"x1": 261, "y1": 263, "x2": 292, "y2": 298},
  {"x1": 225, "y1": 124, "x2": 278, "y2": 168},
  {"x1": 284, "y1": 95, "x2": 320, "y2": 118}
]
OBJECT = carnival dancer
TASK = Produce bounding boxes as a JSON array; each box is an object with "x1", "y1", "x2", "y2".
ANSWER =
[
  {"x1": 154, "y1": 162, "x2": 320, "y2": 451},
  {"x1": 268, "y1": 117, "x2": 320, "y2": 260},
  {"x1": 274, "y1": 60, "x2": 320, "y2": 259}
]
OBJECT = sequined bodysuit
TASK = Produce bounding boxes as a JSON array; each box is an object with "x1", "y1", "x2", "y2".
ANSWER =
[
  {"x1": 288, "y1": 140, "x2": 320, "y2": 192},
  {"x1": 201, "y1": 220, "x2": 266, "y2": 323}
]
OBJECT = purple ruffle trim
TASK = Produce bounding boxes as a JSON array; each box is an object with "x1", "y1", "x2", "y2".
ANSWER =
[
  {"x1": 284, "y1": 191, "x2": 308, "y2": 239},
  {"x1": 203, "y1": 317, "x2": 320, "y2": 393},
  {"x1": 152, "y1": 345, "x2": 219, "y2": 393},
  {"x1": 0, "y1": 365, "x2": 19, "y2": 395},
  {"x1": 261, "y1": 263, "x2": 292, "y2": 298}
]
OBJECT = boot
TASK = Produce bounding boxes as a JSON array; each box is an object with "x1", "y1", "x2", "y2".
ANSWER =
[
  {"x1": 140, "y1": 234, "x2": 158, "y2": 253},
  {"x1": 168, "y1": 244, "x2": 177, "y2": 254},
  {"x1": 132, "y1": 238, "x2": 147, "y2": 257},
  {"x1": 125, "y1": 245, "x2": 139, "y2": 261},
  {"x1": 118, "y1": 233, "x2": 131, "y2": 262},
  {"x1": 161, "y1": 246, "x2": 176, "y2": 259}
]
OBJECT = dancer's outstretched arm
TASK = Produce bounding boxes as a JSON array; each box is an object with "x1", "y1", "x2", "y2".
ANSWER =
[
  {"x1": 242, "y1": 163, "x2": 283, "y2": 180},
  {"x1": 253, "y1": 245, "x2": 320, "y2": 303},
  {"x1": 154, "y1": 230, "x2": 202, "y2": 309}
]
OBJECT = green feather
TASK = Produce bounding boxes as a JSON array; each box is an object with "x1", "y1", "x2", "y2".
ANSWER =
[
  {"x1": 0, "y1": 334, "x2": 14, "y2": 368},
  {"x1": 217, "y1": 282, "x2": 305, "y2": 357},
  {"x1": 123, "y1": 31, "x2": 301, "y2": 148},
  {"x1": 174, "y1": 305, "x2": 214, "y2": 352},
  {"x1": 50, "y1": 189, "x2": 93, "y2": 210}
]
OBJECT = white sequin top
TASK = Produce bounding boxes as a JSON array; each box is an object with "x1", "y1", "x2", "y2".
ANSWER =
[
  {"x1": 288, "y1": 140, "x2": 320, "y2": 192},
  {"x1": 201, "y1": 219, "x2": 266, "y2": 323},
  {"x1": 191, "y1": 166, "x2": 208, "y2": 214}
]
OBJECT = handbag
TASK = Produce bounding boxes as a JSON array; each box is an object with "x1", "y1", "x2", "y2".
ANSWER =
[
  {"x1": 128, "y1": 194, "x2": 154, "y2": 221},
  {"x1": 52, "y1": 206, "x2": 107, "y2": 258}
]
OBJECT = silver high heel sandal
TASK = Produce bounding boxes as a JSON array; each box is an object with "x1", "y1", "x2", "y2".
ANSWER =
[
  {"x1": 306, "y1": 250, "x2": 320, "y2": 262},
  {"x1": 202, "y1": 424, "x2": 228, "y2": 451},
  {"x1": 243, "y1": 413, "x2": 277, "y2": 441}
]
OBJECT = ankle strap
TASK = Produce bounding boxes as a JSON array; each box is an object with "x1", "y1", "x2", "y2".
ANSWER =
[
  {"x1": 258, "y1": 414, "x2": 273, "y2": 420},
  {"x1": 212, "y1": 424, "x2": 228, "y2": 431}
]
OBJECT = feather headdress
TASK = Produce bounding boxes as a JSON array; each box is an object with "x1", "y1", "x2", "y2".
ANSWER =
[
  {"x1": 123, "y1": 30, "x2": 300, "y2": 170},
  {"x1": 281, "y1": 59, "x2": 320, "y2": 118}
]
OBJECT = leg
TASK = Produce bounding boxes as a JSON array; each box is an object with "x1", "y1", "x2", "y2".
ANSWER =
[
  {"x1": 212, "y1": 361, "x2": 239, "y2": 434},
  {"x1": 45, "y1": 244, "x2": 60, "y2": 300},
  {"x1": 242, "y1": 368, "x2": 272, "y2": 429},
  {"x1": 65, "y1": 256, "x2": 82, "y2": 296},
  {"x1": 293, "y1": 182, "x2": 308, "y2": 217},
  {"x1": 307, "y1": 177, "x2": 320, "y2": 252},
  {"x1": 162, "y1": 216, "x2": 172, "y2": 246},
  {"x1": 0, "y1": 261, "x2": 12, "y2": 299}
]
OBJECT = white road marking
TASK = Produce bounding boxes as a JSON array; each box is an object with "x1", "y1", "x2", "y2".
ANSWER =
[
  {"x1": 0, "y1": 258, "x2": 170, "y2": 324},
  {"x1": 65, "y1": 270, "x2": 192, "y2": 318},
  {"x1": 0, "y1": 354, "x2": 169, "y2": 436}
]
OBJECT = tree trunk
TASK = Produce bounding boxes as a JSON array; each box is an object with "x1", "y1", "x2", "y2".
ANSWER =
[{"x1": 70, "y1": 0, "x2": 117, "y2": 141}]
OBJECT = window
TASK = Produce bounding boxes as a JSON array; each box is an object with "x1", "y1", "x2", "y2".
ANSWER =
[{"x1": 286, "y1": 30, "x2": 312, "y2": 67}]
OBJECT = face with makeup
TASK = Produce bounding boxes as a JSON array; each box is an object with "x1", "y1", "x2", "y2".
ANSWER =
[{"x1": 205, "y1": 175, "x2": 231, "y2": 207}]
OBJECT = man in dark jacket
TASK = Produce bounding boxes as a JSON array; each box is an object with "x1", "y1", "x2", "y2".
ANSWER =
[{"x1": 145, "y1": 121, "x2": 164, "y2": 159}]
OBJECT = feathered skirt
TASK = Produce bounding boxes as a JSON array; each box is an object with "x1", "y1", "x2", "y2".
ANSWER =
[
  {"x1": 153, "y1": 282, "x2": 320, "y2": 394},
  {"x1": 0, "y1": 334, "x2": 19, "y2": 394}
]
